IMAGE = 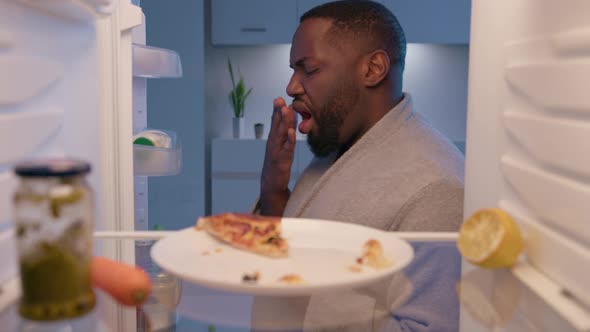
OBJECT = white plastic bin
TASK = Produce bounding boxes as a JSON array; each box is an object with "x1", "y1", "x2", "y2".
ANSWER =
[
  {"x1": 132, "y1": 44, "x2": 183, "y2": 78},
  {"x1": 133, "y1": 129, "x2": 182, "y2": 176}
]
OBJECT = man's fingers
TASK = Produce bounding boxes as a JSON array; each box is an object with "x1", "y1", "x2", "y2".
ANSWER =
[
  {"x1": 269, "y1": 97, "x2": 288, "y2": 137},
  {"x1": 286, "y1": 104, "x2": 297, "y2": 129},
  {"x1": 273, "y1": 97, "x2": 286, "y2": 110},
  {"x1": 270, "y1": 100, "x2": 282, "y2": 134},
  {"x1": 275, "y1": 106, "x2": 291, "y2": 146},
  {"x1": 281, "y1": 105, "x2": 297, "y2": 132},
  {"x1": 267, "y1": 97, "x2": 296, "y2": 163},
  {"x1": 283, "y1": 128, "x2": 296, "y2": 152}
]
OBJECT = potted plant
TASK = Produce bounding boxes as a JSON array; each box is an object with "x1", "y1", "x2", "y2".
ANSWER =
[{"x1": 228, "y1": 57, "x2": 252, "y2": 138}]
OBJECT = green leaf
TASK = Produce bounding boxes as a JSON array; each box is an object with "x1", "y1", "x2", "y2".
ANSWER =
[
  {"x1": 236, "y1": 79, "x2": 245, "y2": 97},
  {"x1": 244, "y1": 88, "x2": 252, "y2": 101},
  {"x1": 227, "y1": 57, "x2": 236, "y2": 89},
  {"x1": 226, "y1": 57, "x2": 252, "y2": 117},
  {"x1": 228, "y1": 91, "x2": 233, "y2": 106},
  {"x1": 229, "y1": 91, "x2": 239, "y2": 117},
  {"x1": 228, "y1": 91, "x2": 241, "y2": 117}
]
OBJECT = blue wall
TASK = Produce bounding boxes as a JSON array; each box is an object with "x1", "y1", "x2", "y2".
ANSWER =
[{"x1": 141, "y1": 0, "x2": 206, "y2": 230}]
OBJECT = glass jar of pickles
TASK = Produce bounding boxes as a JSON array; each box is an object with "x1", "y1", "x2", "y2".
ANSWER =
[{"x1": 13, "y1": 159, "x2": 95, "y2": 320}]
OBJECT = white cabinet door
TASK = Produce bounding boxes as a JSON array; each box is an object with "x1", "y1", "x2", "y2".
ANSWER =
[
  {"x1": 210, "y1": 139, "x2": 305, "y2": 215},
  {"x1": 211, "y1": 139, "x2": 265, "y2": 214},
  {"x1": 211, "y1": 0, "x2": 297, "y2": 45},
  {"x1": 211, "y1": 139, "x2": 266, "y2": 174},
  {"x1": 212, "y1": 178, "x2": 260, "y2": 214},
  {"x1": 385, "y1": 0, "x2": 471, "y2": 44}
]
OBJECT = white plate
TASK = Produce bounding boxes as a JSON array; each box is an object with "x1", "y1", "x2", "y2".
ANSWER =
[{"x1": 151, "y1": 218, "x2": 414, "y2": 296}]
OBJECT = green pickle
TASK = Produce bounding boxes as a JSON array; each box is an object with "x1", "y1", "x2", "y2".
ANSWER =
[
  {"x1": 19, "y1": 242, "x2": 95, "y2": 320},
  {"x1": 13, "y1": 159, "x2": 95, "y2": 321},
  {"x1": 50, "y1": 188, "x2": 84, "y2": 218}
]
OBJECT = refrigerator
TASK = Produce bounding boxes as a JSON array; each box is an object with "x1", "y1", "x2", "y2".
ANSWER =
[
  {"x1": 0, "y1": 0, "x2": 189, "y2": 329},
  {"x1": 461, "y1": 0, "x2": 590, "y2": 331},
  {"x1": 0, "y1": 0, "x2": 588, "y2": 331}
]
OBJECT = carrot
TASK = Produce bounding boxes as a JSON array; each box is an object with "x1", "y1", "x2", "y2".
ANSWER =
[{"x1": 91, "y1": 257, "x2": 152, "y2": 306}]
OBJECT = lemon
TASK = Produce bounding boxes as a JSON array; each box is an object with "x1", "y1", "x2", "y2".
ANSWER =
[{"x1": 457, "y1": 208, "x2": 524, "y2": 268}]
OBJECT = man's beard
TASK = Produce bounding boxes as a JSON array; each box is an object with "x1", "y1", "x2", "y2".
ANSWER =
[
  {"x1": 307, "y1": 106, "x2": 345, "y2": 157},
  {"x1": 307, "y1": 81, "x2": 359, "y2": 157}
]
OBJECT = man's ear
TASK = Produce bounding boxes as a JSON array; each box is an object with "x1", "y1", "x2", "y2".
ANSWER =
[{"x1": 362, "y1": 50, "x2": 390, "y2": 87}]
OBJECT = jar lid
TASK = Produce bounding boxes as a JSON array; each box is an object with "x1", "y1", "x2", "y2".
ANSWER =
[{"x1": 14, "y1": 159, "x2": 91, "y2": 177}]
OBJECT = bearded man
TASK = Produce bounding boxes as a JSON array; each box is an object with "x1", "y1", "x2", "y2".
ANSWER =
[{"x1": 253, "y1": 1, "x2": 465, "y2": 331}]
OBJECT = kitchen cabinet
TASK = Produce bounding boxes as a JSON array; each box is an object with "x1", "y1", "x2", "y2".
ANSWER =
[
  {"x1": 385, "y1": 0, "x2": 471, "y2": 44},
  {"x1": 297, "y1": 0, "x2": 387, "y2": 19},
  {"x1": 210, "y1": 138, "x2": 313, "y2": 214},
  {"x1": 211, "y1": 0, "x2": 297, "y2": 45},
  {"x1": 211, "y1": 0, "x2": 470, "y2": 45}
]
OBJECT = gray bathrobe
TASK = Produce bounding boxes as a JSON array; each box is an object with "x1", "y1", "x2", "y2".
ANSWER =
[
  {"x1": 253, "y1": 94, "x2": 465, "y2": 332},
  {"x1": 284, "y1": 93, "x2": 464, "y2": 231}
]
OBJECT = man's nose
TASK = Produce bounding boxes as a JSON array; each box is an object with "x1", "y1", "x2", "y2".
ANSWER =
[{"x1": 286, "y1": 74, "x2": 303, "y2": 97}]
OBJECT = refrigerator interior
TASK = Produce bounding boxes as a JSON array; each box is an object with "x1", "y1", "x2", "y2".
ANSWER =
[{"x1": 462, "y1": 0, "x2": 590, "y2": 330}]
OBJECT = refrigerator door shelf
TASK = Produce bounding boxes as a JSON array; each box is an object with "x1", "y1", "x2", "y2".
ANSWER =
[
  {"x1": 500, "y1": 200, "x2": 590, "y2": 309},
  {"x1": 133, "y1": 130, "x2": 182, "y2": 177},
  {"x1": 10, "y1": 0, "x2": 117, "y2": 22},
  {"x1": 0, "y1": 108, "x2": 64, "y2": 164},
  {"x1": 132, "y1": 44, "x2": 183, "y2": 79},
  {"x1": 0, "y1": 229, "x2": 17, "y2": 286},
  {"x1": 511, "y1": 262, "x2": 590, "y2": 332}
]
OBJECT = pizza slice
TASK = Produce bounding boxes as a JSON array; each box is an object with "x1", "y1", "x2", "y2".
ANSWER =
[{"x1": 196, "y1": 213, "x2": 288, "y2": 258}]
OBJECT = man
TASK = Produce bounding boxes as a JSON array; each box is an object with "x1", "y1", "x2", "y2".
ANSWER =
[
  {"x1": 254, "y1": 1, "x2": 464, "y2": 331},
  {"x1": 259, "y1": 1, "x2": 464, "y2": 231}
]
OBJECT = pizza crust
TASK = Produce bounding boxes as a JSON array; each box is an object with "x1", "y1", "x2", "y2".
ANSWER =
[{"x1": 278, "y1": 274, "x2": 304, "y2": 284}]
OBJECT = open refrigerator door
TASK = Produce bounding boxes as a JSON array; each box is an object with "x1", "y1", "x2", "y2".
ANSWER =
[
  {"x1": 0, "y1": 0, "x2": 145, "y2": 329},
  {"x1": 462, "y1": 0, "x2": 590, "y2": 331}
]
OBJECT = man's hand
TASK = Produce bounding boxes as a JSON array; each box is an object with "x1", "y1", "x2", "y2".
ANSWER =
[{"x1": 259, "y1": 97, "x2": 297, "y2": 216}]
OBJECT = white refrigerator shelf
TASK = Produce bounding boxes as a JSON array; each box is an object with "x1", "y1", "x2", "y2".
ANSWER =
[
  {"x1": 9, "y1": 0, "x2": 117, "y2": 22},
  {"x1": 132, "y1": 44, "x2": 183, "y2": 78},
  {"x1": 133, "y1": 129, "x2": 182, "y2": 176}
]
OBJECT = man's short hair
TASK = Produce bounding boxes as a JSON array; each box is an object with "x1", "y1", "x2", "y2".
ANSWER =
[{"x1": 301, "y1": 0, "x2": 406, "y2": 70}]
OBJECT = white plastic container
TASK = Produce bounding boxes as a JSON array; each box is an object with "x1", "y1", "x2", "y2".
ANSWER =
[
  {"x1": 133, "y1": 129, "x2": 182, "y2": 176},
  {"x1": 132, "y1": 44, "x2": 182, "y2": 79}
]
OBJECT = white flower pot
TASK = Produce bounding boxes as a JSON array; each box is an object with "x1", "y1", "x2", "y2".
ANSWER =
[{"x1": 232, "y1": 117, "x2": 245, "y2": 139}]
